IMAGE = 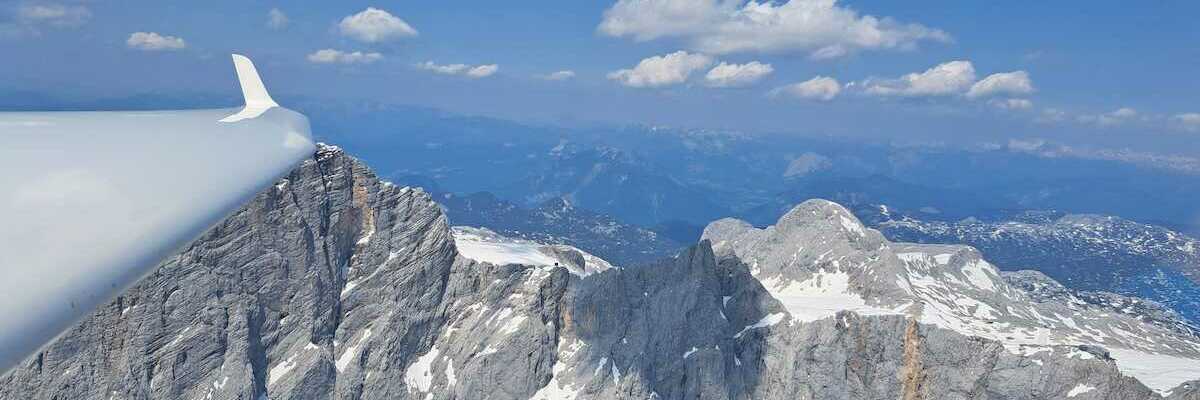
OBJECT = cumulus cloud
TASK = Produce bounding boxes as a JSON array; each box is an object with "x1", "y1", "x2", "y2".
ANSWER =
[
  {"x1": 771, "y1": 76, "x2": 841, "y2": 101},
  {"x1": 1078, "y1": 107, "x2": 1137, "y2": 126},
  {"x1": 338, "y1": 7, "x2": 418, "y2": 43},
  {"x1": 704, "y1": 61, "x2": 773, "y2": 87},
  {"x1": 607, "y1": 51, "x2": 713, "y2": 88},
  {"x1": 1170, "y1": 113, "x2": 1200, "y2": 132},
  {"x1": 539, "y1": 70, "x2": 576, "y2": 81},
  {"x1": 1111, "y1": 107, "x2": 1138, "y2": 118},
  {"x1": 864, "y1": 60, "x2": 975, "y2": 97},
  {"x1": 267, "y1": 8, "x2": 289, "y2": 30},
  {"x1": 1035, "y1": 108, "x2": 1069, "y2": 124},
  {"x1": 126, "y1": 32, "x2": 186, "y2": 51},
  {"x1": 466, "y1": 64, "x2": 499, "y2": 78},
  {"x1": 598, "y1": 0, "x2": 950, "y2": 58},
  {"x1": 989, "y1": 98, "x2": 1033, "y2": 110},
  {"x1": 1007, "y1": 138, "x2": 1047, "y2": 152},
  {"x1": 307, "y1": 49, "x2": 383, "y2": 64},
  {"x1": 417, "y1": 61, "x2": 468, "y2": 75},
  {"x1": 417, "y1": 61, "x2": 499, "y2": 78},
  {"x1": 18, "y1": 3, "x2": 91, "y2": 28},
  {"x1": 966, "y1": 71, "x2": 1034, "y2": 99}
]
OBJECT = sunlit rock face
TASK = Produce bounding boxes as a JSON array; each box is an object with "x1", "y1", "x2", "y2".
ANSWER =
[
  {"x1": 3, "y1": 147, "x2": 1197, "y2": 400},
  {"x1": 704, "y1": 199, "x2": 1200, "y2": 397}
]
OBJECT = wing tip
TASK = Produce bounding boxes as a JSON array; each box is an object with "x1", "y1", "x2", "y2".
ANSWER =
[
  {"x1": 230, "y1": 54, "x2": 279, "y2": 109},
  {"x1": 220, "y1": 54, "x2": 280, "y2": 122}
]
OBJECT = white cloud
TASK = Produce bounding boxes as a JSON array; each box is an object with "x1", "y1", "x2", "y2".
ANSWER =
[
  {"x1": 126, "y1": 32, "x2": 186, "y2": 51},
  {"x1": 1078, "y1": 107, "x2": 1137, "y2": 126},
  {"x1": 772, "y1": 76, "x2": 841, "y2": 101},
  {"x1": 598, "y1": 0, "x2": 950, "y2": 58},
  {"x1": 704, "y1": 61, "x2": 773, "y2": 87},
  {"x1": 1111, "y1": 107, "x2": 1137, "y2": 118},
  {"x1": 417, "y1": 61, "x2": 499, "y2": 78},
  {"x1": 466, "y1": 64, "x2": 499, "y2": 78},
  {"x1": 1173, "y1": 113, "x2": 1200, "y2": 131},
  {"x1": 338, "y1": 7, "x2": 418, "y2": 43},
  {"x1": 967, "y1": 71, "x2": 1034, "y2": 99},
  {"x1": 1035, "y1": 108, "x2": 1069, "y2": 124},
  {"x1": 19, "y1": 4, "x2": 91, "y2": 28},
  {"x1": 417, "y1": 61, "x2": 469, "y2": 75},
  {"x1": 1007, "y1": 138, "x2": 1047, "y2": 152},
  {"x1": 864, "y1": 60, "x2": 975, "y2": 97},
  {"x1": 307, "y1": 49, "x2": 383, "y2": 64},
  {"x1": 607, "y1": 51, "x2": 713, "y2": 88},
  {"x1": 267, "y1": 8, "x2": 289, "y2": 30},
  {"x1": 990, "y1": 98, "x2": 1033, "y2": 110},
  {"x1": 538, "y1": 70, "x2": 576, "y2": 81}
]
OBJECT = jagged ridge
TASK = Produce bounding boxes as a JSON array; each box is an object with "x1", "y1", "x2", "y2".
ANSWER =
[{"x1": 2, "y1": 147, "x2": 1197, "y2": 399}]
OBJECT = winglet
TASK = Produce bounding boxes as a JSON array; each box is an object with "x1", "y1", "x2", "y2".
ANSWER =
[{"x1": 220, "y1": 54, "x2": 280, "y2": 123}]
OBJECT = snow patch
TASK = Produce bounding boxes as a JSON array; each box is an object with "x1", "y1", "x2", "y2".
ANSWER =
[
  {"x1": 734, "y1": 312, "x2": 786, "y2": 338},
  {"x1": 477, "y1": 344, "x2": 499, "y2": 357},
  {"x1": 960, "y1": 259, "x2": 997, "y2": 291},
  {"x1": 268, "y1": 356, "x2": 298, "y2": 386},
  {"x1": 335, "y1": 328, "x2": 372, "y2": 372},
  {"x1": 456, "y1": 234, "x2": 558, "y2": 267},
  {"x1": 404, "y1": 346, "x2": 441, "y2": 393},
  {"x1": 761, "y1": 271, "x2": 898, "y2": 322},
  {"x1": 1109, "y1": 347, "x2": 1200, "y2": 394},
  {"x1": 453, "y1": 226, "x2": 614, "y2": 277},
  {"x1": 1067, "y1": 384, "x2": 1095, "y2": 397},
  {"x1": 531, "y1": 341, "x2": 585, "y2": 400},
  {"x1": 839, "y1": 215, "x2": 865, "y2": 237},
  {"x1": 444, "y1": 357, "x2": 457, "y2": 387},
  {"x1": 268, "y1": 343, "x2": 320, "y2": 386},
  {"x1": 356, "y1": 229, "x2": 374, "y2": 245}
]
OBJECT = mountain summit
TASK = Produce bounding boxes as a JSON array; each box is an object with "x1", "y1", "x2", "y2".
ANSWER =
[{"x1": 3, "y1": 146, "x2": 1198, "y2": 399}]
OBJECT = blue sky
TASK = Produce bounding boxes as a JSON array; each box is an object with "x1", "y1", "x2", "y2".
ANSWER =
[{"x1": 3, "y1": 0, "x2": 1199, "y2": 156}]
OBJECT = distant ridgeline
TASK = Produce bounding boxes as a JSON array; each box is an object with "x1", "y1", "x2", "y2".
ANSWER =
[{"x1": 861, "y1": 206, "x2": 1200, "y2": 326}]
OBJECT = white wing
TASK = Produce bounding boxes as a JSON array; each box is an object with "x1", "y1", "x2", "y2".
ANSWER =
[{"x1": 0, "y1": 55, "x2": 315, "y2": 374}]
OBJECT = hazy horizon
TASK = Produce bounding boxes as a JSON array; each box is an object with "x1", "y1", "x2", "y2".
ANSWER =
[{"x1": 4, "y1": 1, "x2": 1200, "y2": 157}]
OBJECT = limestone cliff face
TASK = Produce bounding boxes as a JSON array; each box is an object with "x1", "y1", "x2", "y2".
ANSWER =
[
  {"x1": 2, "y1": 146, "x2": 1194, "y2": 399},
  {"x1": 0, "y1": 145, "x2": 456, "y2": 399}
]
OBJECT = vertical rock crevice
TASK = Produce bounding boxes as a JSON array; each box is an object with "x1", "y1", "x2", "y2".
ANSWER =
[{"x1": 901, "y1": 318, "x2": 927, "y2": 400}]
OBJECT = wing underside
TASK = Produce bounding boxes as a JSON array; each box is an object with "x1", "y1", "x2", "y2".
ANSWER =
[{"x1": 0, "y1": 55, "x2": 315, "y2": 374}]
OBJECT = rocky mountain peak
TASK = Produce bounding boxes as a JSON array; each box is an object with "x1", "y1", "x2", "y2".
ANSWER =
[
  {"x1": 3, "y1": 149, "x2": 1199, "y2": 399},
  {"x1": 704, "y1": 199, "x2": 1200, "y2": 395}
]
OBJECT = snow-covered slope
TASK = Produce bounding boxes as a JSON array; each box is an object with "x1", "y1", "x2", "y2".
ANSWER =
[
  {"x1": 437, "y1": 192, "x2": 682, "y2": 265},
  {"x1": 870, "y1": 207, "x2": 1200, "y2": 324},
  {"x1": 703, "y1": 199, "x2": 1200, "y2": 394},
  {"x1": 452, "y1": 226, "x2": 615, "y2": 277}
]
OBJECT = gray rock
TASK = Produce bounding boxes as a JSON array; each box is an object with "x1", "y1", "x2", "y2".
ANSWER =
[
  {"x1": 0, "y1": 144, "x2": 456, "y2": 399},
  {"x1": 1167, "y1": 380, "x2": 1200, "y2": 400},
  {"x1": 2, "y1": 150, "x2": 1192, "y2": 399}
]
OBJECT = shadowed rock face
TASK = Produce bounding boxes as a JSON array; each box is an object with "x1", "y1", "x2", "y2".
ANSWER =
[{"x1": 1, "y1": 147, "x2": 1195, "y2": 399}]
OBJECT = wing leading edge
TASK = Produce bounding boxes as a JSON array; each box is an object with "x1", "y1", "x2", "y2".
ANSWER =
[{"x1": 0, "y1": 55, "x2": 315, "y2": 374}]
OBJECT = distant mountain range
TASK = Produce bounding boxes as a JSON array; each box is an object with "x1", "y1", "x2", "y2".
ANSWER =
[
  {"x1": 424, "y1": 185, "x2": 1200, "y2": 327},
  {"x1": 862, "y1": 207, "x2": 1200, "y2": 325},
  {"x1": 300, "y1": 101, "x2": 1200, "y2": 326},
  {"x1": 294, "y1": 100, "x2": 1200, "y2": 238}
]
